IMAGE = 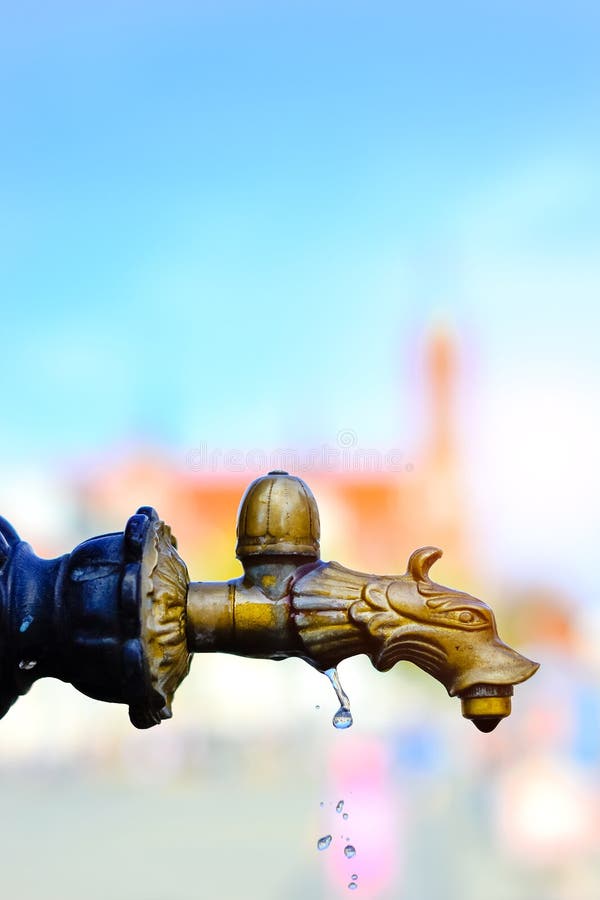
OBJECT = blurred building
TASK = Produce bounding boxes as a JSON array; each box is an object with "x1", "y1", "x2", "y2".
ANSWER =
[{"x1": 75, "y1": 326, "x2": 470, "y2": 585}]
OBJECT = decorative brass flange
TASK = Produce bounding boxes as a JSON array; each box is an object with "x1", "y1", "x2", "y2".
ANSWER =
[{"x1": 0, "y1": 471, "x2": 538, "y2": 731}]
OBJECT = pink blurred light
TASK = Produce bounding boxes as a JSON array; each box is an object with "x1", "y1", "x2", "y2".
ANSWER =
[{"x1": 324, "y1": 737, "x2": 403, "y2": 897}]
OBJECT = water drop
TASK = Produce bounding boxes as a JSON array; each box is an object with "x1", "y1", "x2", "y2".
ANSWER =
[
  {"x1": 19, "y1": 615, "x2": 33, "y2": 633},
  {"x1": 315, "y1": 704, "x2": 320, "y2": 710},
  {"x1": 348, "y1": 884, "x2": 358, "y2": 891},
  {"x1": 317, "y1": 835, "x2": 332, "y2": 851},
  {"x1": 333, "y1": 707, "x2": 353, "y2": 729},
  {"x1": 325, "y1": 668, "x2": 353, "y2": 729},
  {"x1": 344, "y1": 845, "x2": 356, "y2": 859},
  {"x1": 336, "y1": 800, "x2": 344, "y2": 813},
  {"x1": 319, "y1": 801, "x2": 324, "y2": 808},
  {"x1": 343, "y1": 812, "x2": 349, "y2": 820},
  {"x1": 351, "y1": 874, "x2": 358, "y2": 880},
  {"x1": 18, "y1": 660, "x2": 37, "y2": 671}
]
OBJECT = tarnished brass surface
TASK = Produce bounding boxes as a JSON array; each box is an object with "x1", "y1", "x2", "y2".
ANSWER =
[
  {"x1": 236, "y1": 471, "x2": 320, "y2": 559},
  {"x1": 137, "y1": 517, "x2": 191, "y2": 726},
  {"x1": 187, "y1": 577, "x2": 298, "y2": 658},
  {"x1": 291, "y1": 552, "x2": 537, "y2": 689},
  {"x1": 186, "y1": 581, "x2": 234, "y2": 651}
]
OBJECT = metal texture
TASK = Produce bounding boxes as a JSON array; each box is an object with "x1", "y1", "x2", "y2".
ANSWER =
[
  {"x1": 0, "y1": 471, "x2": 538, "y2": 731},
  {"x1": 236, "y1": 471, "x2": 320, "y2": 559}
]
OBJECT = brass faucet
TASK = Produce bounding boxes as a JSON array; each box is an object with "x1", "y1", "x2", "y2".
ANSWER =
[{"x1": 0, "y1": 471, "x2": 538, "y2": 732}]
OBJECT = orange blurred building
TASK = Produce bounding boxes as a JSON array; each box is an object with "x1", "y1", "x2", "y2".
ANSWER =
[{"x1": 76, "y1": 327, "x2": 472, "y2": 586}]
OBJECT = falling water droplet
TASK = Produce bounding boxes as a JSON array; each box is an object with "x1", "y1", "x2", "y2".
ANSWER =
[
  {"x1": 344, "y1": 845, "x2": 356, "y2": 859},
  {"x1": 18, "y1": 660, "x2": 37, "y2": 671},
  {"x1": 319, "y1": 801, "x2": 324, "y2": 808},
  {"x1": 336, "y1": 800, "x2": 344, "y2": 813},
  {"x1": 317, "y1": 835, "x2": 332, "y2": 851},
  {"x1": 343, "y1": 812, "x2": 349, "y2": 820},
  {"x1": 324, "y1": 668, "x2": 353, "y2": 730},
  {"x1": 348, "y1": 883, "x2": 358, "y2": 891},
  {"x1": 351, "y1": 874, "x2": 358, "y2": 880},
  {"x1": 315, "y1": 704, "x2": 320, "y2": 710},
  {"x1": 333, "y1": 707, "x2": 353, "y2": 729}
]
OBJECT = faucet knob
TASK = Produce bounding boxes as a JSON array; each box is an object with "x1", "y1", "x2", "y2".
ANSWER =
[{"x1": 236, "y1": 470, "x2": 320, "y2": 560}]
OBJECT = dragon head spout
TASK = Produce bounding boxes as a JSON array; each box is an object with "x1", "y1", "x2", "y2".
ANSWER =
[{"x1": 291, "y1": 547, "x2": 538, "y2": 730}]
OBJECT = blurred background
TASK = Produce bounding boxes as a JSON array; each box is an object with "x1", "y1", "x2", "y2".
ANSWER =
[{"x1": 1, "y1": 2, "x2": 599, "y2": 898}]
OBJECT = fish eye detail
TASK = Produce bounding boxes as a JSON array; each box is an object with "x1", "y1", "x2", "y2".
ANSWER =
[{"x1": 443, "y1": 608, "x2": 489, "y2": 628}]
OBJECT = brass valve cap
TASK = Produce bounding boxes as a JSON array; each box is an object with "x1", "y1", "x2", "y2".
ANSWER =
[{"x1": 236, "y1": 470, "x2": 320, "y2": 559}]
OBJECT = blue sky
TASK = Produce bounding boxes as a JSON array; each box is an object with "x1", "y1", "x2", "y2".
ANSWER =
[{"x1": 1, "y1": 1, "x2": 599, "y2": 460}]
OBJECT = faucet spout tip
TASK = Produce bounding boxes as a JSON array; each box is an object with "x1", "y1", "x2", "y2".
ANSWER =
[{"x1": 459, "y1": 685, "x2": 513, "y2": 732}]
